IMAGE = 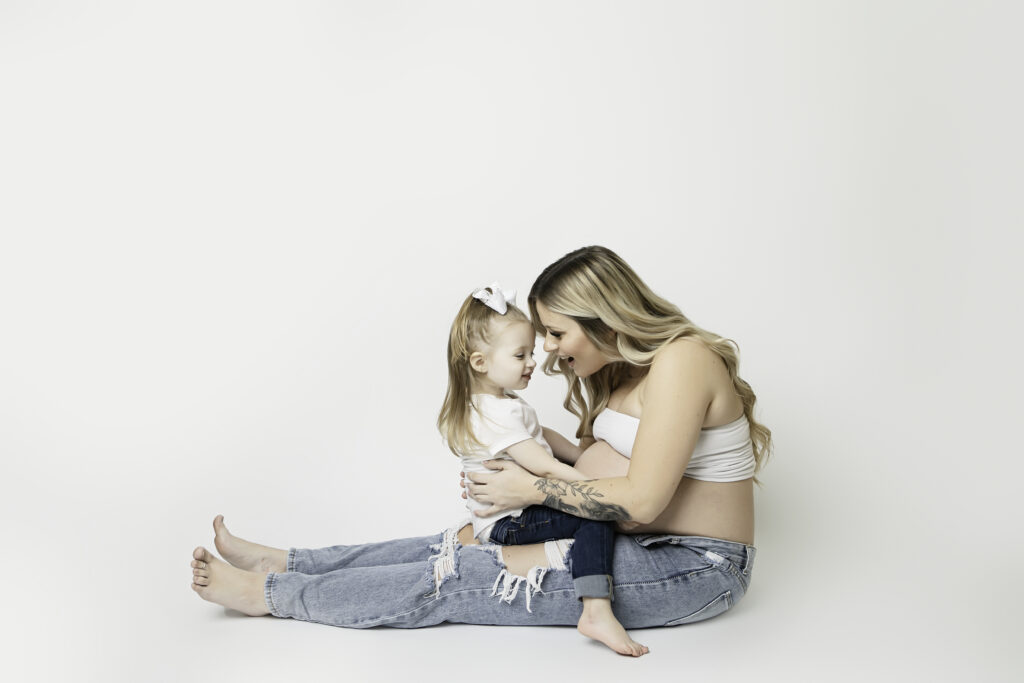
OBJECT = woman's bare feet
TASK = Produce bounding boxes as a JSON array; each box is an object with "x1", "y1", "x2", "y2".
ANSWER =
[
  {"x1": 191, "y1": 547, "x2": 270, "y2": 616},
  {"x1": 577, "y1": 598, "x2": 649, "y2": 657},
  {"x1": 212, "y1": 515, "x2": 288, "y2": 573}
]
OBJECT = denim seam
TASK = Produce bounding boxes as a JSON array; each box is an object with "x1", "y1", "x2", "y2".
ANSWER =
[
  {"x1": 663, "y1": 590, "x2": 733, "y2": 627},
  {"x1": 614, "y1": 565, "x2": 720, "y2": 589},
  {"x1": 286, "y1": 548, "x2": 297, "y2": 573},
  {"x1": 343, "y1": 585, "x2": 580, "y2": 628},
  {"x1": 742, "y1": 546, "x2": 755, "y2": 577},
  {"x1": 264, "y1": 572, "x2": 280, "y2": 617},
  {"x1": 632, "y1": 534, "x2": 750, "y2": 556},
  {"x1": 631, "y1": 537, "x2": 750, "y2": 571},
  {"x1": 264, "y1": 589, "x2": 499, "y2": 630},
  {"x1": 290, "y1": 576, "x2": 728, "y2": 629},
  {"x1": 339, "y1": 587, "x2": 506, "y2": 628}
]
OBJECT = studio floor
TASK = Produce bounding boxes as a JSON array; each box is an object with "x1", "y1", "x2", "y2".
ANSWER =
[{"x1": 9, "y1": 490, "x2": 1018, "y2": 683}]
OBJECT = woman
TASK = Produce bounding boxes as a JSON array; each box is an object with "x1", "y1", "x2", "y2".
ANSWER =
[{"x1": 190, "y1": 246, "x2": 770, "y2": 632}]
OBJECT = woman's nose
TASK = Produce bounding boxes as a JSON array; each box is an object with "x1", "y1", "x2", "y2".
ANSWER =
[{"x1": 543, "y1": 335, "x2": 557, "y2": 353}]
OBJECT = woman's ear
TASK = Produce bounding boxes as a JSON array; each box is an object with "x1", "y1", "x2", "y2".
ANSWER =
[{"x1": 469, "y1": 351, "x2": 487, "y2": 374}]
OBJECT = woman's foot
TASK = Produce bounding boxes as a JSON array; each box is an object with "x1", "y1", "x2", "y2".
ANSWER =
[
  {"x1": 577, "y1": 598, "x2": 649, "y2": 657},
  {"x1": 213, "y1": 515, "x2": 288, "y2": 573},
  {"x1": 191, "y1": 547, "x2": 270, "y2": 616}
]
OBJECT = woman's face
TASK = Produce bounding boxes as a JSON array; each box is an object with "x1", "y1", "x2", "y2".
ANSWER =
[{"x1": 534, "y1": 301, "x2": 608, "y2": 378}]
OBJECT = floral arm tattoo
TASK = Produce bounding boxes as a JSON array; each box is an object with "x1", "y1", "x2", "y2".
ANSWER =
[{"x1": 534, "y1": 478, "x2": 632, "y2": 522}]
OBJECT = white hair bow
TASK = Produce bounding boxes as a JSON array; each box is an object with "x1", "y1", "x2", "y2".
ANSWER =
[{"x1": 473, "y1": 282, "x2": 517, "y2": 315}]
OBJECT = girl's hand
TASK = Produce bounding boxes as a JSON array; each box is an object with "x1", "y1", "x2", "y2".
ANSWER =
[{"x1": 465, "y1": 459, "x2": 542, "y2": 516}]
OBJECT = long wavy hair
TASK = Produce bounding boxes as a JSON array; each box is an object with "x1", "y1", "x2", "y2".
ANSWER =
[
  {"x1": 437, "y1": 289, "x2": 530, "y2": 456},
  {"x1": 527, "y1": 246, "x2": 772, "y2": 476}
]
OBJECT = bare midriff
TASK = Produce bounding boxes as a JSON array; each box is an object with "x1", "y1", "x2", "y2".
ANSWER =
[{"x1": 572, "y1": 440, "x2": 754, "y2": 545}]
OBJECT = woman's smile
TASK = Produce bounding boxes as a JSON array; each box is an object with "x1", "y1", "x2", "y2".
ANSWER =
[{"x1": 535, "y1": 302, "x2": 604, "y2": 377}]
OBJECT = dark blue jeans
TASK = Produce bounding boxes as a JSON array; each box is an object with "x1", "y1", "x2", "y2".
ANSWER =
[{"x1": 487, "y1": 505, "x2": 615, "y2": 600}]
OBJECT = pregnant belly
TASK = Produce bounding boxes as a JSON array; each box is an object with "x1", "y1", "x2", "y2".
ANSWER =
[
  {"x1": 576, "y1": 439, "x2": 755, "y2": 543},
  {"x1": 575, "y1": 439, "x2": 632, "y2": 479}
]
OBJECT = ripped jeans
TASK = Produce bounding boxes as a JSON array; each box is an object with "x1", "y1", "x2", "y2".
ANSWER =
[
  {"x1": 263, "y1": 526, "x2": 756, "y2": 629},
  {"x1": 487, "y1": 506, "x2": 615, "y2": 600}
]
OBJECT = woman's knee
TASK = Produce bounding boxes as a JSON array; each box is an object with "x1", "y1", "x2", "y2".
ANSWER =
[
  {"x1": 457, "y1": 524, "x2": 478, "y2": 546},
  {"x1": 496, "y1": 543, "x2": 550, "y2": 576}
]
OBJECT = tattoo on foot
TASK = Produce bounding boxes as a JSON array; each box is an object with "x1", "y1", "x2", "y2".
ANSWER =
[{"x1": 534, "y1": 479, "x2": 632, "y2": 522}]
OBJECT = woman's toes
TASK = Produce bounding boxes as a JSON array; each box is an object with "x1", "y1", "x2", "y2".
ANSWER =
[
  {"x1": 194, "y1": 546, "x2": 214, "y2": 563},
  {"x1": 193, "y1": 574, "x2": 210, "y2": 586},
  {"x1": 191, "y1": 559, "x2": 207, "y2": 570}
]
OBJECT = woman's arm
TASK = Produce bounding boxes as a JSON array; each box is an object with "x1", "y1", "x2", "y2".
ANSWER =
[
  {"x1": 541, "y1": 427, "x2": 584, "y2": 464},
  {"x1": 503, "y1": 439, "x2": 588, "y2": 482},
  {"x1": 467, "y1": 340, "x2": 715, "y2": 524}
]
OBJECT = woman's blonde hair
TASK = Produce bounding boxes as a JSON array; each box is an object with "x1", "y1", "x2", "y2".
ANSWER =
[
  {"x1": 437, "y1": 288, "x2": 530, "y2": 456},
  {"x1": 528, "y1": 246, "x2": 772, "y2": 476}
]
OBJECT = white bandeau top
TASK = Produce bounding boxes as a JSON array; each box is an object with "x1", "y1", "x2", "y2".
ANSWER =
[{"x1": 592, "y1": 408, "x2": 756, "y2": 482}]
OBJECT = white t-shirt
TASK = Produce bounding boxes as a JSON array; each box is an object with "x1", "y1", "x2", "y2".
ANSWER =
[{"x1": 461, "y1": 393, "x2": 554, "y2": 541}]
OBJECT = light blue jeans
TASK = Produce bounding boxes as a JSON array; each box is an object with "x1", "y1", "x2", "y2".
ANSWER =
[{"x1": 263, "y1": 527, "x2": 755, "y2": 629}]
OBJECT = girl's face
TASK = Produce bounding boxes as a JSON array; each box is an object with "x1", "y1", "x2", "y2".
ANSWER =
[
  {"x1": 470, "y1": 319, "x2": 537, "y2": 395},
  {"x1": 534, "y1": 301, "x2": 609, "y2": 378}
]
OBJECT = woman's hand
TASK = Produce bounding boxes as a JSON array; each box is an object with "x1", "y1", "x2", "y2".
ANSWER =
[{"x1": 464, "y1": 459, "x2": 542, "y2": 516}]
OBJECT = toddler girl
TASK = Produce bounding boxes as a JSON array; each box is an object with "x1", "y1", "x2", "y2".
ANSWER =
[{"x1": 437, "y1": 283, "x2": 648, "y2": 657}]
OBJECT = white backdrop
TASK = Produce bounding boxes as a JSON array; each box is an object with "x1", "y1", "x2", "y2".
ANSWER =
[{"x1": 1, "y1": 2, "x2": 1021, "y2": 681}]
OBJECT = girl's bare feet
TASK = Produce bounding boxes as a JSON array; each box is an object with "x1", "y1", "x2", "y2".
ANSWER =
[
  {"x1": 191, "y1": 547, "x2": 270, "y2": 616},
  {"x1": 213, "y1": 515, "x2": 288, "y2": 573},
  {"x1": 577, "y1": 598, "x2": 649, "y2": 657}
]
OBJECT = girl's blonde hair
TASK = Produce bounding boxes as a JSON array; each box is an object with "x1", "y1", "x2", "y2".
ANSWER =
[
  {"x1": 528, "y1": 246, "x2": 772, "y2": 476},
  {"x1": 438, "y1": 288, "x2": 530, "y2": 456}
]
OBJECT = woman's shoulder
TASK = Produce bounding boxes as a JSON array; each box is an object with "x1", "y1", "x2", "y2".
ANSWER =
[
  {"x1": 640, "y1": 338, "x2": 721, "y2": 398},
  {"x1": 650, "y1": 337, "x2": 720, "y2": 372}
]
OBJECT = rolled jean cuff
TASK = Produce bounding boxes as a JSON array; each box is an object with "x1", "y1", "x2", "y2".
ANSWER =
[
  {"x1": 264, "y1": 572, "x2": 282, "y2": 617},
  {"x1": 573, "y1": 575, "x2": 614, "y2": 601},
  {"x1": 286, "y1": 548, "x2": 298, "y2": 573}
]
